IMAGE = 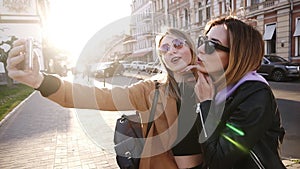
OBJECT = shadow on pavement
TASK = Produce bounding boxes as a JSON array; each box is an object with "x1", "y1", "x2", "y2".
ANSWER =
[
  {"x1": 277, "y1": 98, "x2": 300, "y2": 159},
  {"x1": 0, "y1": 92, "x2": 73, "y2": 143}
]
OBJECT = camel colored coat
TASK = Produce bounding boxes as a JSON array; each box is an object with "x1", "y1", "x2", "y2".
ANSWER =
[{"x1": 46, "y1": 78, "x2": 179, "y2": 169}]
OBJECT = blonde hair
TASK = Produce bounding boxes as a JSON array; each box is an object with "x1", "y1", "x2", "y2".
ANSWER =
[
  {"x1": 157, "y1": 28, "x2": 198, "y2": 100},
  {"x1": 204, "y1": 16, "x2": 264, "y2": 90}
]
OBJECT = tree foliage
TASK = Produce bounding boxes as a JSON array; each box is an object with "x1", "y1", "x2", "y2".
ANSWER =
[{"x1": 0, "y1": 36, "x2": 18, "y2": 87}]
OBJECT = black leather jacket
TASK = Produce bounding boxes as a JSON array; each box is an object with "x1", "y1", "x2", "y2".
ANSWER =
[{"x1": 199, "y1": 81, "x2": 286, "y2": 169}]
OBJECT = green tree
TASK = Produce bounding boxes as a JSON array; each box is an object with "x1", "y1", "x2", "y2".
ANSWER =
[{"x1": 0, "y1": 36, "x2": 18, "y2": 87}]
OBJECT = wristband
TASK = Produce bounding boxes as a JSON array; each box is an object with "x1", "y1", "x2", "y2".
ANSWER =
[{"x1": 35, "y1": 73, "x2": 61, "y2": 97}]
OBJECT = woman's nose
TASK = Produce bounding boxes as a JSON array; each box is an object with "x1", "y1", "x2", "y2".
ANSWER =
[
  {"x1": 168, "y1": 45, "x2": 178, "y2": 53},
  {"x1": 197, "y1": 44, "x2": 205, "y2": 54},
  {"x1": 196, "y1": 54, "x2": 202, "y2": 62},
  {"x1": 197, "y1": 45, "x2": 206, "y2": 61}
]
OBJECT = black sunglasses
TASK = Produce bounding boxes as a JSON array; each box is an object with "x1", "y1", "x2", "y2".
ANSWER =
[
  {"x1": 159, "y1": 39, "x2": 186, "y2": 55},
  {"x1": 197, "y1": 36, "x2": 230, "y2": 54}
]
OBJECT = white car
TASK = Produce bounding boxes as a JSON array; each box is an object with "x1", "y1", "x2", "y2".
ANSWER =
[
  {"x1": 119, "y1": 61, "x2": 131, "y2": 70},
  {"x1": 130, "y1": 61, "x2": 147, "y2": 71},
  {"x1": 145, "y1": 62, "x2": 163, "y2": 74}
]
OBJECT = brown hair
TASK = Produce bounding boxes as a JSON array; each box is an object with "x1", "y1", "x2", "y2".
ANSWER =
[
  {"x1": 204, "y1": 16, "x2": 264, "y2": 89},
  {"x1": 157, "y1": 28, "x2": 198, "y2": 100}
]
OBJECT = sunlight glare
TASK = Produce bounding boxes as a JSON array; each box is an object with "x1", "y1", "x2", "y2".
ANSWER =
[{"x1": 44, "y1": 0, "x2": 132, "y2": 65}]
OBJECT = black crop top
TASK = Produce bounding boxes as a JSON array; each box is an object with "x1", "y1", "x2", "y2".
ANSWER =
[{"x1": 172, "y1": 82, "x2": 202, "y2": 156}]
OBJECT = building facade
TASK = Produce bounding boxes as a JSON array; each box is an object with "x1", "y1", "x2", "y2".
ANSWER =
[
  {"x1": 0, "y1": 0, "x2": 49, "y2": 82},
  {"x1": 0, "y1": 0, "x2": 48, "y2": 45},
  {"x1": 128, "y1": 0, "x2": 300, "y2": 63}
]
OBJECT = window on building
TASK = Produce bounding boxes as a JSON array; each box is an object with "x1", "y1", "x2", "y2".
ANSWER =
[
  {"x1": 297, "y1": 38, "x2": 300, "y2": 56},
  {"x1": 219, "y1": 2, "x2": 222, "y2": 16},
  {"x1": 263, "y1": 23, "x2": 276, "y2": 54},
  {"x1": 251, "y1": 0, "x2": 259, "y2": 5},
  {"x1": 184, "y1": 9, "x2": 189, "y2": 28},
  {"x1": 294, "y1": 18, "x2": 300, "y2": 56},
  {"x1": 153, "y1": 1, "x2": 156, "y2": 12},
  {"x1": 170, "y1": 14, "x2": 174, "y2": 27},
  {"x1": 242, "y1": 0, "x2": 247, "y2": 7},
  {"x1": 232, "y1": 0, "x2": 236, "y2": 12},
  {"x1": 250, "y1": 0, "x2": 259, "y2": 10},
  {"x1": 226, "y1": 0, "x2": 232, "y2": 12},
  {"x1": 179, "y1": 16, "x2": 182, "y2": 28},
  {"x1": 174, "y1": 15, "x2": 177, "y2": 27},
  {"x1": 206, "y1": 0, "x2": 211, "y2": 20},
  {"x1": 198, "y1": 2, "x2": 203, "y2": 23},
  {"x1": 206, "y1": 7, "x2": 211, "y2": 20}
]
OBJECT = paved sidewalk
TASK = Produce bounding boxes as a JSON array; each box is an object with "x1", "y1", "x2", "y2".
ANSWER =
[
  {"x1": 0, "y1": 72, "x2": 299, "y2": 168},
  {"x1": 0, "y1": 91, "x2": 119, "y2": 169}
]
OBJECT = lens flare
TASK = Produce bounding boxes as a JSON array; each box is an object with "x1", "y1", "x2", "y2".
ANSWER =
[
  {"x1": 226, "y1": 123, "x2": 245, "y2": 136},
  {"x1": 222, "y1": 133, "x2": 248, "y2": 153}
]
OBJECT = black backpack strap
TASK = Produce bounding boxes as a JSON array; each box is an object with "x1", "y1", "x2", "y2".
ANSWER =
[{"x1": 145, "y1": 80, "x2": 160, "y2": 137}]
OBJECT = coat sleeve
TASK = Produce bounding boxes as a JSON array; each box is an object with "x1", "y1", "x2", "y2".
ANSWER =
[
  {"x1": 200, "y1": 83, "x2": 277, "y2": 169},
  {"x1": 38, "y1": 74, "x2": 155, "y2": 111}
]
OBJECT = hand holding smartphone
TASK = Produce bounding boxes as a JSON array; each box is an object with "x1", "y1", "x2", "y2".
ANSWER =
[{"x1": 7, "y1": 38, "x2": 44, "y2": 89}]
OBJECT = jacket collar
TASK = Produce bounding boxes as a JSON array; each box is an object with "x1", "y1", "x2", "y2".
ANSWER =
[{"x1": 215, "y1": 71, "x2": 268, "y2": 104}]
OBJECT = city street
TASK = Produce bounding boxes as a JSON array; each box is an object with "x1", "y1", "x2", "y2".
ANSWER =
[
  {"x1": 0, "y1": 71, "x2": 299, "y2": 168},
  {"x1": 1, "y1": 0, "x2": 300, "y2": 168},
  {"x1": 269, "y1": 78, "x2": 300, "y2": 159}
]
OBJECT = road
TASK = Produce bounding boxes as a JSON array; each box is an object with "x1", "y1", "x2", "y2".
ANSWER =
[{"x1": 269, "y1": 78, "x2": 300, "y2": 159}]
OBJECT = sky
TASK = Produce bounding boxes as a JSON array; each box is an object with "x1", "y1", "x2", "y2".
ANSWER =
[{"x1": 45, "y1": 0, "x2": 132, "y2": 64}]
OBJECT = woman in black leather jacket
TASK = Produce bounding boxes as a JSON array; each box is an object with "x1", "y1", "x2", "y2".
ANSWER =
[{"x1": 184, "y1": 16, "x2": 286, "y2": 169}]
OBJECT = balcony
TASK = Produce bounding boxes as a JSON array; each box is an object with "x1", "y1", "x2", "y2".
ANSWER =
[
  {"x1": 246, "y1": 0, "x2": 278, "y2": 15},
  {"x1": 264, "y1": 0, "x2": 275, "y2": 8},
  {"x1": 249, "y1": 4, "x2": 259, "y2": 11},
  {"x1": 142, "y1": 15, "x2": 152, "y2": 23}
]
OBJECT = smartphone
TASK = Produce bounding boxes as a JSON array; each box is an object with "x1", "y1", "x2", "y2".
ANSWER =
[{"x1": 23, "y1": 38, "x2": 33, "y2": 70}]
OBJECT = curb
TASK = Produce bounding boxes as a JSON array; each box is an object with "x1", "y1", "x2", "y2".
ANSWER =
[
  {"x1": 0, "y1": 91, "x2": 36, "y2": 127},
  {"x1": 282, "y1": 158, "x2": 300, "y2": 168}
]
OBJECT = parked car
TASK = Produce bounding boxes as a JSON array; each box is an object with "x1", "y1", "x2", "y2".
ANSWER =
[
  {"x1": 130, "y1": 61, "x2": 147, "y2": 71},
  {"x1": 119, "y1": 60, "x2": 131, "y2": 70},
  {"x1": 145, "y1": 62, "x2": 163, "y2": 74},
  {"x1": 257, "y1": 55, "x2": 300, "y2": 81},
  {"x1": 95, "y1": 61, "x2": 124, "y2": 78}
]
